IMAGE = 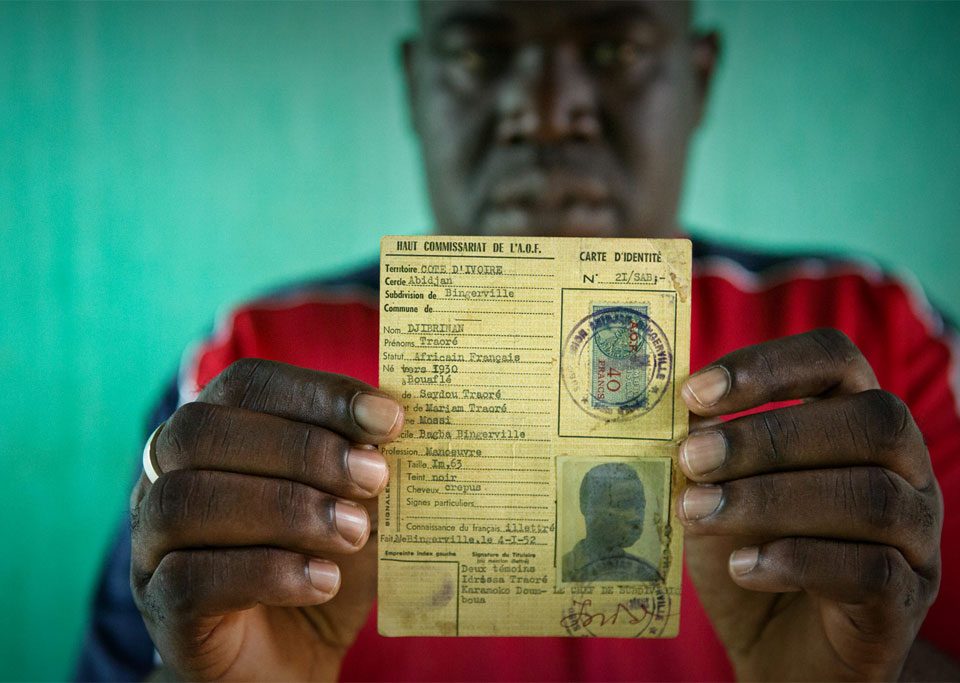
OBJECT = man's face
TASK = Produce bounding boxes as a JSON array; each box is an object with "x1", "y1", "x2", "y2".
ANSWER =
[
  {"x1": 586, "y1": 476, "x2": 646, "y2": 549},
  {"x1": 406, "y1": 0, "x2": 716, "y2": 238}
]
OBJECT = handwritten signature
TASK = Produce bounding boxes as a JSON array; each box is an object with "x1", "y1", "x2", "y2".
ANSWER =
[{"x1": 560, "y1": 598, "x2": 653, "y2": 630}]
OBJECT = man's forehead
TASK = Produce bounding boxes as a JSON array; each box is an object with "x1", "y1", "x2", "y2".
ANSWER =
[
  {"x1": 418, "y1": 0, "x2": 691, "y2": 37},
  {"x1": 588, "y1": 474, "x2": 644, "y2": 498}
]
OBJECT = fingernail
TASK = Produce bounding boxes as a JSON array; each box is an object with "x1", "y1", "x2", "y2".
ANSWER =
[
  {"x1": 308, "y1": 559, "x2": 341, "y2": 594},
  {"x1": 729, "y1": 546, "x2": 760, "y2": 576},
  {"x1": 353, "y1": 393, "x2": 401, "y2": 436},
  {"x1": 681, "y1": 432, "x2": 727, "y2": 476},
  {"x1": 684, "y1": 366, "x2": 730, "y2": 408},
  {"x1": 348, "y1": 448, "x2": 389, "y2": 494},
  {"x1": 681, "y1": 485, "x2": 723, "y2": 520},
  {"x1": 334, "y1": 501, "x2": 369, "y2": 546}
]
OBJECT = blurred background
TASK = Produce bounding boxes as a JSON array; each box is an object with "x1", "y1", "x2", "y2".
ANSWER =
[{"x1": 1, "y1": 1, "x2": 958, "y2": 679}]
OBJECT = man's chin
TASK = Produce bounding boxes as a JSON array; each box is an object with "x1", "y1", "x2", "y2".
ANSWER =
[{"x1": 478, "y1": 204, "x2": 622, "y2": 238}]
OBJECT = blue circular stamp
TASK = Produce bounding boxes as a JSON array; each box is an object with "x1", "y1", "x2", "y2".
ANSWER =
[{"x1": 561, "y1": 306, "x2": 673, "y2": 421}]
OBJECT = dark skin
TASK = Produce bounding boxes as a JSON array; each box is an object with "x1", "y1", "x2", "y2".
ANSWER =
[
  {"x1": 410, "y1": 0, "x2": 709, "y2": 239},
  {"x1": 131, "y1": 1, "x2": 953, "y2": 680}
]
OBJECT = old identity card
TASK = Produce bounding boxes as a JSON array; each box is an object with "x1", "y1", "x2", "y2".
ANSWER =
[{"x1": 377, "y1": 235, "x2": 691, "y2": 638}]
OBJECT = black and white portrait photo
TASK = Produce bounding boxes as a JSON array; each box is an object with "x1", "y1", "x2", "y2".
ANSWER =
[{"x1": 559, "y1": 459, "x2": 670, "y2": 583}]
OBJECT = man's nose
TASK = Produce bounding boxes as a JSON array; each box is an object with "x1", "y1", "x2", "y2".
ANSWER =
[{"x1": 497, "y1": 43, "x2": 600, "y2": 146}]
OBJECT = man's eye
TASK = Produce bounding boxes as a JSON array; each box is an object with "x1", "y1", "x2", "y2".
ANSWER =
[
  {"x1": 589, "y1": 39, "x2": 653, "y2": 71},
  {"x1": 453, "y1": 47, "x2": 486, "y2": 73},
  {"x1": 440, "y1": 44, "x2": 509, "y2": 78}
]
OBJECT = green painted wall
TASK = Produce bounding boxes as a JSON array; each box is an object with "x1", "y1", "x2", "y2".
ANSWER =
[{"x1": 1, "y1": 1, "x2": 956, "y2": 679}]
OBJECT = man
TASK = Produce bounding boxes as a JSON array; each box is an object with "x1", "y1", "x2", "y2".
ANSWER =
[
  {"x1": 77, "y1": 1, "x2": 960, "y2": 680},
  {"x1": 562, "y1": 463, "x2": 663, "y2": 583}
]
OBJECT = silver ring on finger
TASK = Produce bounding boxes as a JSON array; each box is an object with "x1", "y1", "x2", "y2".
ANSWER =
[{"x1": 142, "y1": 423, "x2": 165, "y2": 484}]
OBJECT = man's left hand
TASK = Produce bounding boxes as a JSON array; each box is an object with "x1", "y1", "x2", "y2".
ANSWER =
[{"x1": 679, "y1": 328, "x2": 942, "y2": 681}]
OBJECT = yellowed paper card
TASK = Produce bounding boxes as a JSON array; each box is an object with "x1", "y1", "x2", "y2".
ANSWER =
[{"x1": 377, "y1": 235, "x2": 690, "y2": 638}]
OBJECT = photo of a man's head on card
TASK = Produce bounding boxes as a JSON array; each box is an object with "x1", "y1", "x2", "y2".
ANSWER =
[{"x1": 558, "y1": 458, "x2": 672, "y2": 584}]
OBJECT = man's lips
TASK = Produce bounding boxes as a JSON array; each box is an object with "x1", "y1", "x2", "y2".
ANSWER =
[
  {"x1": 487, "y1": 168, "x2": 612, "y2": 210},
  {"x1": 479, "y1": 168, "x2": 619, "y2": 236}
]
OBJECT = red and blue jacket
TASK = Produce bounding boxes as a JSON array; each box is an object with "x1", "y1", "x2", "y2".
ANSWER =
[{"x1": 76, "y1": 236, "x2": 960, "y2": 681}]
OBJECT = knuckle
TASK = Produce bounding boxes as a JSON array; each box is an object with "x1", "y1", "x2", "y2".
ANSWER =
[
  {"x1": 747, "y1": 411, "x2": 795, "y2": 466},
  {"x1": 741, "y1": 345, "x2": 779, "y2": 386},
  {"x1": 129, "y1": 557, "x2": 152, "y2": 598},
  {"x1": 860, "y1": 389, "x2": 912, "y2": 453},
  {"x1": 802, "y1": 328, "x2": 865, "y2": 379},
  {"x1": 225, "y1": 357, "x2": 264, "y2": 382},
  {"x1": 818, "y1": 326, "x2": 855, "y2": 350},
  {"x1": 924, "y1": 483, "x2": 945, "y2": 535},
  {"x1": 131, "y1": 576, "x2": 163, "y2": 624},
  {"x1": 809, "y1": 327, "x2": 859, "y2": 363},
  {"x1": 312, "y1": 429, "x2": 350, "y2": 482},
  {"x1": 283, "y1": 421, "x2": 318, "y2": 482},
  {"x1": 143, "y1": 471, "x2": 202, "y2": 537},
  {"x1": 859, "y1": 546, "x2": 905, "y2": 596},
  {"x1": 129, "y1": 501, "x2": 143, "y2": 537},
  {"x1": 919, "y1": 555, "x2": 942, "y2": 606},
  {"x1": 281, "y1": 421, "x2": 347, "y2": 484},
  {"x1": 308, "y1": 375, "x2": 339, "y2": 420},
  {"x1": 150, "y1": 551, "x2": 204, "y2": 618},
  {"x1": 909, "y1": 487, "x2": 941, "y2": 558},
  {"x1": 913, "y1": 491, "x2": 940, "y2": 535},
  {"x1": 161, "y1": 402, "x2": 213, "y2": 468},
  {"x1": 857, "y1": 467, "x2": 906, "y2": 530},
  {"x1": 787, "y1": 537, "x2": 816, "y2": 586},
  {"x1": 215, "y1": 358, "x2": 270, "y2": 404},
  {"x1": 272, "y1": 479, "x2": 328, "y2": 536}
]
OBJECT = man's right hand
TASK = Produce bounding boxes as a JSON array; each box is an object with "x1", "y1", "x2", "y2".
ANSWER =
[{"x1": 129, "y1": 359, "x2": 403, "y2": 681}]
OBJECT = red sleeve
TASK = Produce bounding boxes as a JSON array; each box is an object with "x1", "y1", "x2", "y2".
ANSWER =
[{"x1": 176, "y1": 291, "x2": 380, "y2": 403}]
